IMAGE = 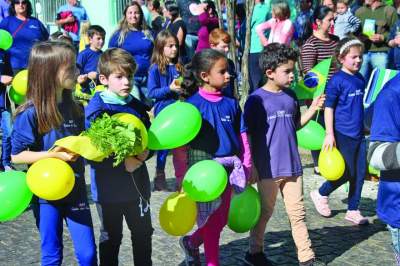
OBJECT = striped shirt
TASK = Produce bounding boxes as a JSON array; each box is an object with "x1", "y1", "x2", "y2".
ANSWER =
[{"x1": 300, "y1": 34, "x2": 339, "y2": 79}]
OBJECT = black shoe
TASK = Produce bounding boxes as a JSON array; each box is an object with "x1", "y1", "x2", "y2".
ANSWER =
[
  {"x1": 179, "y1": 236, "x2": 201, "y2": 266},
  {"x1": 244, "y1": 251, "x2": 273, "y2": 266},
  {"x1": 299, "y1": 258, "x2": 326, "y2": 266}
]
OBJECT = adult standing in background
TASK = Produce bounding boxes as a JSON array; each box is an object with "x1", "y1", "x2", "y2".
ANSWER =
[
  {"x1": 0, "y1": 0, "x2": 49, "y2": 73},
  {"x1": 135, "y1": 0, "x2": 152, "y2": 28},
  {"x1": 0, "y1": 0, "x2": 10, "y2": 22},
  {"x1": 195, "y1": 0, "x2": 219, "y2": 52},
  {"x1": 56, "y1": 0, "x2": 89, "y2": 47},
  {"x1": 177, "y1": 0, "x2": 201, "y2": 61},
  {"x1": 109, "y1": 1, "x2": 154, "y2": 107},
  {"x1": 164, "y1": 0, "x2": 187, "y2": 62},
  {"x1": 248, "y1": 0, "x2": 270, "y2": 93}
]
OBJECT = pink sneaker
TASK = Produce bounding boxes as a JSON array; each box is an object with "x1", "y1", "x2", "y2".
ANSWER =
[
  {"x1": 310, "y1": 190, "x2": 331, "y2": 217},
  {"x1": 345, "y1": 210, "x2": 369, "y2": 225}
]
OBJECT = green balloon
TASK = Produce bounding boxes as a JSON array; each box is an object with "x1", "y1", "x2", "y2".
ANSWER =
[
  {"x1": 9, "y1": 87, "x2": 26, "y2": 105},
  {"x1": 296, "y1": 120, "x2": 325, "y2": 150},
  {"x1": 368, "y1": 165, "x2": 380, "y2": 176},
  {"x1": 0, "y1": 171, "x2": 33, "y2": 222},
  {"x1": 183, "y1": 160, "x2": 228, "y2": 202},
  {"x1": 148, "y1": 101, "x2": 202, "y2": 150},
  {"x1": 228, "y1": 186, "x2": 261, "y2": 233},
  {"x1": 0, "y1": 29, "x2": 13, "y2": 51}
]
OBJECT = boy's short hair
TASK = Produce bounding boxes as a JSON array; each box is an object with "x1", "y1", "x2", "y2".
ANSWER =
[
  {"x1": 336, "y1": 0, "x2": 350, "y2": 5},
  {"x1": 209, "y1": 28, "x2": 231, "y2": 45},
  {"x1": 98, "y1": 48, "x2": 137, "y2": 78},
  {"x1": 88, "y1": 25, "x2": 106, "y2": 38},
  {"x1": 259, "y1": 43, "x2": 299, "y2": 72}
]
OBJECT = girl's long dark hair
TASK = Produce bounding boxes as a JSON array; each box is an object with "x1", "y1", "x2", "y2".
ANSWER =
[{"x1": 181, "y1": 49, "x2": 227, "y2": 97}]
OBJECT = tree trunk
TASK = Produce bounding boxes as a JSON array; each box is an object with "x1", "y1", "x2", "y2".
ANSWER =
[
  {"x1": 214, "y1": 0, "x2": 224, "y2": 29},
  {"x1": 225, "y1": 0, "x2": 239, "y2": 98},
  {"x1": 239, "y1": 0, "x2": 256, "y2": 107}
]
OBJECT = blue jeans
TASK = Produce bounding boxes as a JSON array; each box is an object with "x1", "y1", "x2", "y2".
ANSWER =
[
  {"x1": 249, "y1": 53, "x2": 263, "y2": 93},
  {"x1": 156, "y1": 149, "x2": 169, "y2": 170},
  {"x1": 1, "y1": 109, "x2": 12, "y2": 167},
  {"x1": 388, "y1": 225, "x2": 400, "y2": 265},
  {"x1": 319, "y1": 132, "x2": 366, "y2": 210},
  {"x1": 133, "y1": 76, "x2": 152, "y2": 108},
  {"x1": 185, "y1": 34, "x2": 198, "y2": 62},
  {"x1": 359, "y1": 52, "x2": 388, "y2": 81}
]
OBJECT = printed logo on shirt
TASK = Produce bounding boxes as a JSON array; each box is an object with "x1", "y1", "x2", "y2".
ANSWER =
[
  {"x1": 29, "y1": 25, "x2": 39, "y2": 29},
  {"x1": 348, "y1": 89, "x2": 363, "y2": 97},
  {"x1": 221, "y1": 115, "x2": 232, "y2": 122},
  {"x1": 267, "y1": 110, "x2": 293, "y2": 120},
  {"x1": 64, "y1": 119, "x2": 78, "y2": 129}
]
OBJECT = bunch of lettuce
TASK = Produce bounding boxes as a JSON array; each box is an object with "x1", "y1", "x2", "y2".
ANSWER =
[{"x1": 83, "y1": 113, "x2": 142, "y2": 166}]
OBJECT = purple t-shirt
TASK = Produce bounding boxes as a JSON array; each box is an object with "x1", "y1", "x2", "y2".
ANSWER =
[{"x1": 244, "y1": 88, "x2": 303, "y2": 179}]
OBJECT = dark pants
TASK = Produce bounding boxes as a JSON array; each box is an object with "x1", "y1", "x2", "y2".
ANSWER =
[
  {"x1": 96, "y1": 198, "x2": 153, "y2": 266},
  {"x1": 319, "y1": 131, "x2": 367, "y2": 210},
  {"x1": 249, "y1": 52, "x2": 263, "y2": 93}
]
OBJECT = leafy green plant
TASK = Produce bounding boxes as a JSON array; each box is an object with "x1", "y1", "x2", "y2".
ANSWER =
[{"x1": 83, "y1": 113, "x2": 142, "y2": 166}]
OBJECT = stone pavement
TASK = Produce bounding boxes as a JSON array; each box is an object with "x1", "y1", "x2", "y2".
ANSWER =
[{"x1": 0, "y1": 153, "x2": 396, "y2": 266}]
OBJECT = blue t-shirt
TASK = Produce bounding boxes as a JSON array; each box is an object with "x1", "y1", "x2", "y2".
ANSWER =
[
  {"x1": 11, "y1": 104, "x2": 87, "y2": 204},
  {"x1": 57, "y1": 4, "x2": 88, "y2": 42},
  {"x1": 0, "y1": 16, "x2": 49, "y2": 70},
  {"x1": 147, "y1": 64, "x2": 180, "y2": 116},
  {"x1": 0, "y1": 0, "x2": 9, "y2": 22},
  {"x1": 77, "y1": 47, "x2": 102, "y2": 75},
  {"x1": 85, "y1": 92, "x2": 151, "y2": 203},
  {"x1": 244, "y1": 88, "x2": 303, "y2": 179},
  {"x1": 186, "y1": 92, "x2": 245, "y2": 157},
  {"x1": 0, "y1": 49, "x2": 12, "y2": 110},
  {"x1": 370, "y1": 73, "x2": 400, "y2": 228},
  {"x1": 108, "y1": 30, "x2": 153, "y2": 78},
  {"x1": 325, "y1": 70, "x2": 365, "y2": 139}
]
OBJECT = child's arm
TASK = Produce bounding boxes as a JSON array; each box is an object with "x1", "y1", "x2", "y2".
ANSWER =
[
  {"x1": 147, "y1": 66, "x2": 180, "y2": 100},
  {"x1": 256, "y1": 19, "x2": 273, "y2": 47},
  {"x1": 299, "y1": 94, "x2": 325, "y2": 127},
  {"x1": 12, "y1": 148, "x2": 78, "y2": 165},
  {"x1": 322, "y1": 107, "x2": 336, "y2": 150},
  {"x1": 347, "y1": 14, "x2": 361, "y2": 34}
]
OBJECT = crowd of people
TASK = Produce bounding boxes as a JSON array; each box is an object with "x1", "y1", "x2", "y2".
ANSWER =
[{"x1": 1, "y1": 0, "x2": 400, "y2": 266}]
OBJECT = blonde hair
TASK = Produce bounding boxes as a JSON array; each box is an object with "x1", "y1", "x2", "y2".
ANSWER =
[
  {"x1": 116, "y1": 1, "x2": 153, "y2": 46},
  {"x1": 151, "y1": 30, "x2": 183, "y2": 74},
  {"x1": 18, "y1": 41, "x2": 81, "y2": 134},
  {"x1": 80, "y1": 21, "x2": 91, "y2": 37},
  {"x1": 272, "y1": 1, "x2": 291, "y2": 20},
  {"x1": 98, "y1": 48, "x2": 137, "y2": 79}
]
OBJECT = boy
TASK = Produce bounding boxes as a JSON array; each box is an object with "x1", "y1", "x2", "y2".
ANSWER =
[
  {"x1": 368, "y1": 72, "x2": 400, "y2": 266},
  {"x1": 85, "y1": 48, "x2": 153, "y2": 266},
  {"x1": 334, "y1": 0, "x2": 361, "y2": 39},
  {"x1": 76, "y1": 25, "x2": 106, "y2": 103},
  {"x1": 209, "y1": 28, "x2": 237, "y2": 98},
  {"x1": 243, "y1": 43, "x2": 325, "y2": 266},
  {"x1": 0, "y1": 48, "x2": 12, "y2": 171},
  {"x1": 293, "y1": 0, "x2": 313, "y2": 47}
]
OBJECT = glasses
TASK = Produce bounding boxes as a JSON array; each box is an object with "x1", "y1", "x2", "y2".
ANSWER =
[{"x1": 15, "y1": 1, "x2": 27, "y2": 5}]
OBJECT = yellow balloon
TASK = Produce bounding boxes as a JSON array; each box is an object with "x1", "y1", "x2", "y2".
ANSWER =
[
  {"x1": 27, "y1": 158, "x2": 75, "y2": 200},
  {"x1": 11, "y1": 70, "x2": 28, "y2": 96},
  {"x1": 159, "y1": 192, "x2": 197, "y2": 236},
  {"x1": 318, "y1": 147, "x2": 345, "y2": 181},
  {"x1": 112, "y1": 113, "x2": 148, "y2": 154},
  {"x1": 53, "y1": 136, "x2": 109, "y2": 162}
]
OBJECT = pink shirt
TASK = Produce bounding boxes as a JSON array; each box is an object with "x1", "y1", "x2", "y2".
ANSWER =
[{"x1": 256, "y1": 18, "x2": 294, "y2": 46}]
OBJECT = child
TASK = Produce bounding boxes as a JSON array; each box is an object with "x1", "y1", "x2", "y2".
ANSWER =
[
  {"x1": 79, "y1": 21, "x2": 91, "y2": 52},
  {"x1": 147, "y1": 30, "x2": 187, "y2": 191},
  {"x1": 0, "y1": 48, "x2": 13, "y2": 171},
  {"x1": 209, "y1": 28, "x2": 237, "y2": 98},
  {"x1": 244, "y1": 43, "x2": 325, "y2": 266},
  {"x1": 10, "y1": 41, "x2": 97, "y2": 265},
  {"x1": 293, "y1": 0, "x2": 314, "y2": 47},
  {"x1": 256, "y1": 1, "x2": 294, "y2": 47},
  {"x1": 85, "y1": 48, "x2": 153, "y2": 266},
  {"x1": 368, "y1": 73, "x2": 400, "y2": 266},
  {"x1": 179, "y1": 49, "x2": 251, "y2": 266},
  {"x1": 310, "y1": 38, "x2": 368, "y2": 225},
  {"x1": 76, "y1": 25, "x2": 106, "y2": 102},
  {"x1": 333, "y1": 0, "x2": 361, "y2": 39}
]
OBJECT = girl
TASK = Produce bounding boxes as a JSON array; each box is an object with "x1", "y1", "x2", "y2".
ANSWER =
[
  {"x1": 256, "y1": 1, "x2": 294, "y2": 47},
  {"x1": 147, "y1": 30, "x2": 187, "y2": 191},
  {"x1": 78, "y1": 21, "x2": 91, "y2": 52},
  {"x1": 179, "y1": 49, "x2": 251, "y2": 266},
  {"x1": 11, "y1": 41, "x2": 97, "y2": 265},
  {"x1": 310, "y1": 37, "x2": 369, "y2": 225},
  {"x1": 109, "y1": 1, "x2": 154, "y2": 107}
]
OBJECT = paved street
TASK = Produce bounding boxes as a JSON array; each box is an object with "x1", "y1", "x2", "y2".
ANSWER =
[{"x1": 0, "y1": 152, "x2": 395, "y2": 266}]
